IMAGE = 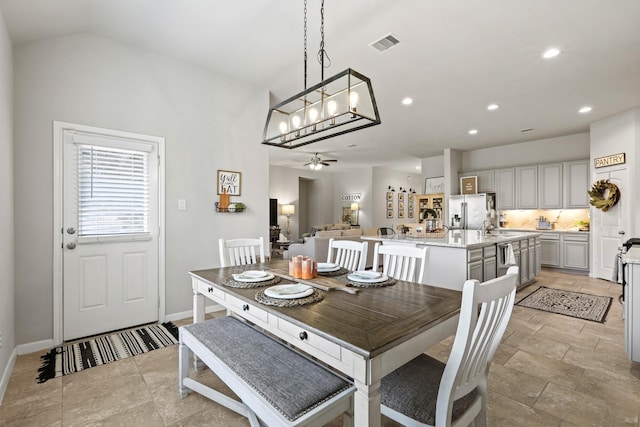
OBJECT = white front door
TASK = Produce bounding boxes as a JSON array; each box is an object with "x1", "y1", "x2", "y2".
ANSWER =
[
  {"x1": 61, "y1": 127, "x2": 160, "y2": 340},
  {"x1": 592, "y1": 167, "x2": 629, "y2": 280}
]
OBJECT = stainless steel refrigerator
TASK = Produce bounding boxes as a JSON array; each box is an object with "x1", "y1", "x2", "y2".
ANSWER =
[{"x1": 448, "y1": 193, "x2": 497, "y2": 229}]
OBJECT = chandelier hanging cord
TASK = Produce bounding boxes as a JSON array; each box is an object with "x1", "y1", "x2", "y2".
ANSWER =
[
  {"x1": 303, "y1": 0, "x2": 308, "y2": 90},
  {"x1": 318, "y1": 0, "x2": 331, "y2": 81}
]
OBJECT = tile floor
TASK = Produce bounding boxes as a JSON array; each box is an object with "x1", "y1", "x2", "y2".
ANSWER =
[{"x1": 1, "y1": 269, "x2": 639, "y2": 426}]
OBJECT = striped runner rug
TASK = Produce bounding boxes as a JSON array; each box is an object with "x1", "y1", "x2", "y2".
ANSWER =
[{"x1": 37, "y1": 322, "x2": 179, "y2": 383}]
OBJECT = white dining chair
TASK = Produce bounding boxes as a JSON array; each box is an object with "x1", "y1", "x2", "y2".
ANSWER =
[
  {"x1": 380, "y1": 266, "x2": 519, "y2": 427},
  {"x1": 218, "y1": 237, "x2": 266, "y2": 267},
  {"x1": 326, "y1": 238, "x2": 368, "y2": 271},
  {"x1": 373, "y1": 242, "x2": 429, "y2": 283}
]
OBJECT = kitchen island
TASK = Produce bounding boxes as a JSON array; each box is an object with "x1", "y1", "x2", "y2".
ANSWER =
[{"x1": 363, "y1": 230, "x2": 541, "y2": 290}]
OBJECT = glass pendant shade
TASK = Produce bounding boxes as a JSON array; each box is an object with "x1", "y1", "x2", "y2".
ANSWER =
[{"x1": 262, "y1": 68, "x2": 381, "y2": 149}]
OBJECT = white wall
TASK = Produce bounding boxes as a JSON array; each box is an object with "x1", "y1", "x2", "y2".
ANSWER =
[
  {"x1": 269, "y1": 165, "x2": 333, "y2": 239},
  {"x1": 590, "y1": 108, "x2": 640, "y2": 237},
  {"x1": 13, "y1": 33, "x2": 269, "y2": 344},
  {"x1": 421, "y1": 155, "x2": 444, "y2": 192},
  {"x1": 0, "y1": 7, "x2": 14, "y2": 400},
  {"x1": 372, "y1": 167, "x2": 421, "y2": 229},
  {"x1": 332, "y1": 169, "x2": 373, "y2": 227},
  {"x1": 461, "y1": 133, "x2": 590, "y2": 171}
]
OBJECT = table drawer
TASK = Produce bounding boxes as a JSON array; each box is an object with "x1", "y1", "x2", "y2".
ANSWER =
[
  {"x1": 276, "y1": 318, "x2": 343, "y2": 360},
  {"x1": 196, "y1": 280, "x2": 226, "y2": 304},
  {"x1": 227, "y1": 295, "x2": 269, "y2": 325}
]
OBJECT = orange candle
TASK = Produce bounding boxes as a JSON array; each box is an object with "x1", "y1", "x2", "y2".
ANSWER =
[{"x1": 302, "y1": 259, "x2": 313, "y2": 280}]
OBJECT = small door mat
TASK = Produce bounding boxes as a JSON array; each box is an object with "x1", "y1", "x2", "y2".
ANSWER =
[
  {"x1": 516, "y1": 286, "x2": 612, "y2": 323},
  {"x1": 37, "y1": 322, "x2": 179, "y2": 383}
]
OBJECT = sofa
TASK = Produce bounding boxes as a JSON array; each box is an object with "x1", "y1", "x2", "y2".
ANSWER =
[{"x1": 284, "y1": 227, "x2": 379, "y2": 269}]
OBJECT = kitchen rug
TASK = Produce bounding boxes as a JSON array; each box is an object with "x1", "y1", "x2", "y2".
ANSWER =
[
  {"x1": 37, "y1": 322, "x2": 179, "y2": 383},
  {"x1": 516, "y1": 286, "x2": 612, "y2": 323}
]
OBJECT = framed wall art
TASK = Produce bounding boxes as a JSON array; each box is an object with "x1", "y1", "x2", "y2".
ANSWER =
[
  {"x1": 408, "y1": 209, "x2": 414, "y2": 219},
  {"x1": 217, "y1": 170, "x2": 241, "y2": 195},
  {"x1": 387, "y1": 209, "x2": 393, "y2": 219},
  {"x1": 387, "y1": 201, "x2": 393, "y2": 210},
  {"x1": 386, "y1": 191, "x2": 394, "y2": 201},
  {"x1": 460, "y1": 176, "x2": 478, "y2": 195},
  {"x1": 398, "y1": 210, "x2": 404, "y2": 219}
]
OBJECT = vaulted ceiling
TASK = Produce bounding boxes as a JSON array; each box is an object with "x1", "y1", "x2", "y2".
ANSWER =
[{"x1": 1, "y1": 0, "x2": 639, "y2": 172}]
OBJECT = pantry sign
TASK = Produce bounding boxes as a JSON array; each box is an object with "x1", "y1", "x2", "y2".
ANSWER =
[{"x1": 594, "y1": 153, "x2": 625, "y2": 168}]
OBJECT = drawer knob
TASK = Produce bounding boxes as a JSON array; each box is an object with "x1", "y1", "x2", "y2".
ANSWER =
[
  {"x1": 299, "y1": 331, "x2": 308, "y2": 340},
  {"x1": 242, "y1": 304, "x2": 249, "y2": 311},
  {"x1": 207, "y1": 287, "x2": 213, "y2": 292}
]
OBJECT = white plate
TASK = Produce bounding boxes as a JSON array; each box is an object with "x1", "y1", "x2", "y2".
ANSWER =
[
  {"x1": 232, "y1": 272, "x2": 275, "y2": 283},
  {"x1": 242, "y1": 270, "x2": 268, "y2": 278},
  {"x1": 347, "y1": 271, "x2": 388, "y2": 283},
  {"x1": 264, "y1": 284, "x2": 314, "y2": 299},
  {"x1": 317, "y1": 262, "x2": 340, "y2": 272}
]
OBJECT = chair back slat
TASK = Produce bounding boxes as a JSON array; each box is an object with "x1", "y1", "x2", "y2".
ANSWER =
[
  {"x1": 327, "y1": 239, "x2": 368, "y2": 271},
  {"x1": 435, "y1": 266, "x2": 518, "y2": 426},
  {"x1": 219, "y1": 237, "x2": 265, "y2": 267},
  {"x1": 373, "y1": 243, "x2": 429, "y2": 283}
]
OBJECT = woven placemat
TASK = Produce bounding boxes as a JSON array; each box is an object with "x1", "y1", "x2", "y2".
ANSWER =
[
  {"x1": 345, "y1": 276, "x2": 397, "y2": 288},
  {"x1": 222, "y1": 275, "x2": 281, "y2": 289},
  {"x1": 254, "y1": 288, "x2": 325, "y2": 307},
  {"x1": 317, "y1": 267, "x2": 350, "y2": 277}
]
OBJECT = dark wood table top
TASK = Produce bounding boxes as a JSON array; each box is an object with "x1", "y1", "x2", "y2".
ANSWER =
[{"x1": 190, "y1": 259, "x2": 461, "y2": 359}]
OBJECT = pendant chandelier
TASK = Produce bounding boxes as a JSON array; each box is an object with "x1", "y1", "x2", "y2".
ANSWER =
[{"x1": 261, "y1": 0, "x2": 381, "y2": 149}]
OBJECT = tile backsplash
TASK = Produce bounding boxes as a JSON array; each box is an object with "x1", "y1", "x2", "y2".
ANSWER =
[{"x1": 500, "y1": 209, "x2": 590, "y2": 231}]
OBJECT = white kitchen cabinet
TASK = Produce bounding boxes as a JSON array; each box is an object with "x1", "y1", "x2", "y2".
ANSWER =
[
  {"x1": 540, "y1": 233, "x2": 561, "y2": 267},
  {"x1": 535, "y1": 240, "x2": 541, "y2": 275},
  {"x1": 528, "y1": 238, "x2": 536, "y2": 281},
  {"x1": 496, "y1": 168, "x2": 516, "y2": 209},
  {"x1": 520, "y1": 245, "x2": 529, "y2": 285},
  {"x1": 460, "y1": 170, "x2": 495, "y2": 193},
  {"x1": 623, "y1": 255, "x2": 640, "y2": 362},
  {"x1": 564, "y1": 160, "x2": 589, "y2": 208},
  {"x1": 468, "y1": 260, "x2": 483, "y2": 281},
  {"x1": 538, "y1": 163, "x2": 563, "y2": 209},
  {"x1": 483, "y1": 245, "x2": 497, "y2": 281},
  {"x1": 562, "y1": 233, "x2": 589, "y2": 270},
  {"x1": 516, "y1": 166, "x2": 538, "y2": 209}
]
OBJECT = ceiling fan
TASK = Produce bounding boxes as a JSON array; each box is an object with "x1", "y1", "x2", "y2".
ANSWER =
[{"x1": 303, "y1": 153, "x2": 337, "y2": 170}]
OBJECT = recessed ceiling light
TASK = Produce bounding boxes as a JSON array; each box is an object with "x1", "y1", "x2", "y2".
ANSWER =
[
  {"x1": 401, "y1": 97, "x2": 413, "y2": 106},
  {"x1": 487, "y1": 103, "x2": 499, "y2": 111},
  {"x1": 542, "y1": 47, "x2": 561, "y2": 59},
  {"x1": 468, "y1": 129, "x2": 478, "y2": 135},
  {"x1": 578, "y1": 106, "x2": 593, "y2": 114}
]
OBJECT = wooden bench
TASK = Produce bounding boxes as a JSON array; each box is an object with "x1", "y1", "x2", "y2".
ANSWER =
[{"x1": 178, "y1": 316, "x2": 356, "y2": 426}]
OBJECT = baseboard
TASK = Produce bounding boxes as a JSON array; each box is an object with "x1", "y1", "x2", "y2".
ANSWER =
[
  {"x1": 0, "y1": 348, "x2": 17, "y2": 405},
  {"x1": 16, "y1": 339, "x2": 54, "y2": 356},
  {"x1": 164, "y1": 303, "x2": 225, "y2": 323}
]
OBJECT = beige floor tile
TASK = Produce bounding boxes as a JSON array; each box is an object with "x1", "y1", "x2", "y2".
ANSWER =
[
  {"x1": 504, "y1": 331, "x2": 571, "y2": 360},
  {"x1": 3, "y1": 269, "x2": 640, "y2": 426},
  {"x1": 487, "y1": 390, "x2": 562, "y2": 427},
  {"x1": 488, "y1": 363, "x2": 548, "y2": 406},
  {"x1": 504, "y1": 350, "x2": 585, "y2": 389},
  {"x1": 534, "y1": 382, "x2": 639, "y2": 426}
]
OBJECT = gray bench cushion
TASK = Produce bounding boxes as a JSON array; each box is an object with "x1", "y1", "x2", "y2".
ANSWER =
[
  {"x1": 381, "y1": 353, "x2": 477, "y2": 425},
  {"x1": 183, "y1": 317, "x2": 351, "y2": 422}
]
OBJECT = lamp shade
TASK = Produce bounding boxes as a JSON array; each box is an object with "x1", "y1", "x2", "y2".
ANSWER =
[
  {"x1": 350, "y1": 203, "x2": 359, "y2": 211},
  {"x1": 282, "y1": 204, "x2": 295, "y2": 216},
  {"x1": 262, "y1": 68, "x2": 381, "y2": 149}
]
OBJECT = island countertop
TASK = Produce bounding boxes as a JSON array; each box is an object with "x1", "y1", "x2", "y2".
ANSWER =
[{"x1": 362, "y1": 229, "x2": 541, "y2": 249}]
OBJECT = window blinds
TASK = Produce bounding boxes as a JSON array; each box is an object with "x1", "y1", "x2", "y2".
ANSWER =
[{"x1": 77, "y1": 144, "x2": 150, "y2": 237}]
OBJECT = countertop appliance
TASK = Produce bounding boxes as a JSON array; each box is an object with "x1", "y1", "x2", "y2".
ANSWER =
[{"x1": 449, "y1": 193, "x2": 497, "y2": 230}]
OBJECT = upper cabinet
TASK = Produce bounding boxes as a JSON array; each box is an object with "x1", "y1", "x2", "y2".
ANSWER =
[
  {"x1": 495, "y1": 168, "x2": 516, "y2": 209},
  {"x1": 538, "y1": 163, "x2": 563, "y2": 209},
  {"x1": 516, "y1": 166, "x2": 538, "y2": 209},
  {"x1": 460, "y1": 170, "x2": 495, "y2": 192},
  {"x1": 462, "y1": 159, "x2": 589, "y2": 210},
  {"x1": 564, "y1": 160, "x2": 589, "y2": 208}
]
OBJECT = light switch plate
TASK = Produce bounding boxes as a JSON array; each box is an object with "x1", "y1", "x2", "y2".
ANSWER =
[{"x1": 178, "y1": 199, "x2": 186, "y2": 210}]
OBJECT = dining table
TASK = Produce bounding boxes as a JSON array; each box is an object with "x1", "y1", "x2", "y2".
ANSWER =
[{"x1": 189, "y1": 259, "x2": 461, "y2": 427}]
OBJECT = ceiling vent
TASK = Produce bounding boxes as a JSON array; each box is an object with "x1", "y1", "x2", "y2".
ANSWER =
[{"x1": 370, "y1": 33, "x2": 400, "y2": 53}]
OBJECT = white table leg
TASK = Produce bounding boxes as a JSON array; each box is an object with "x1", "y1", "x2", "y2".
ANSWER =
[
  {"x1": 353, "y1": 378, "x2": 382, "y2": 427},
  {"x1": 192, "y1": 290, "x2": 205, "y2": 369}
]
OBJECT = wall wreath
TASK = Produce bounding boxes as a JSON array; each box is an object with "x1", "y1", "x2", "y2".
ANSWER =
[{"x1": 588, "y1": 179, "x2": 620, "y2": 211}]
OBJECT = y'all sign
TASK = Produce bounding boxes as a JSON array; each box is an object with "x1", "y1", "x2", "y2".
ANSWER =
[{"x1": 217, "y1": 170, "x2": 241, "y2": 196}]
